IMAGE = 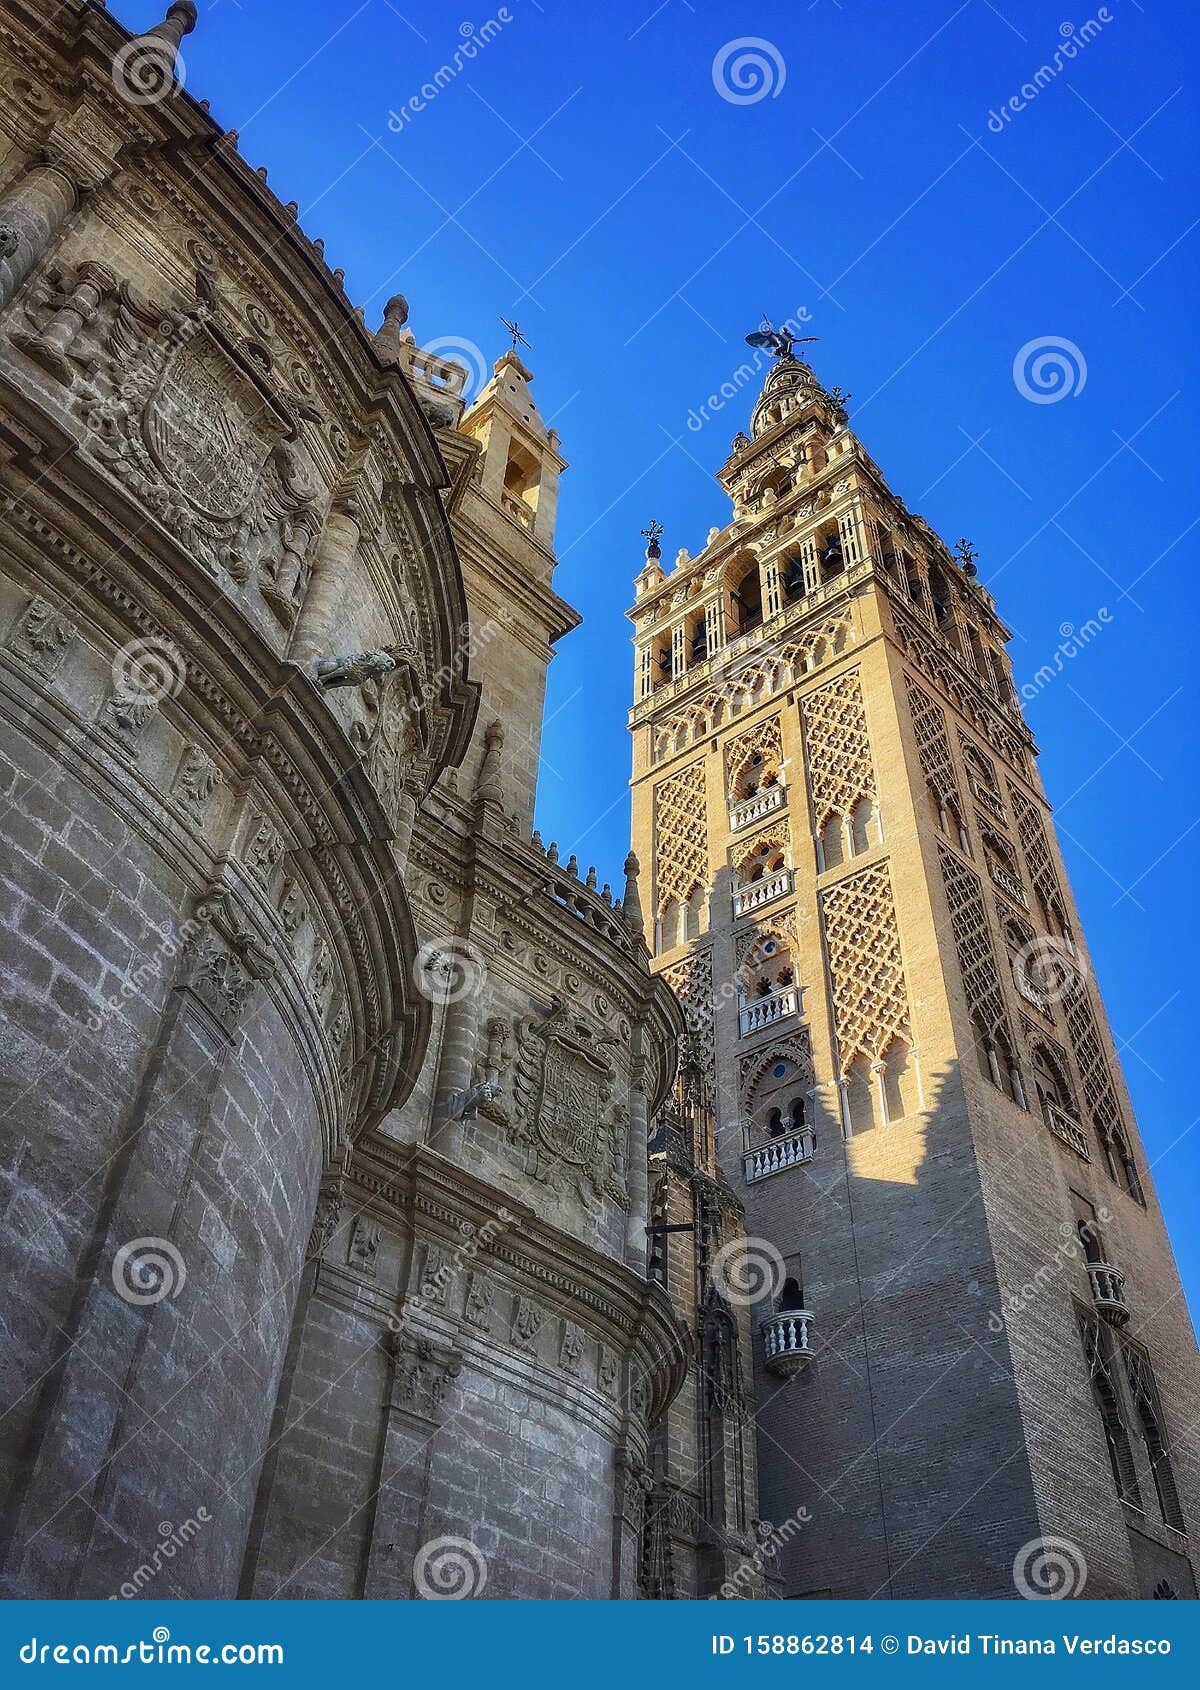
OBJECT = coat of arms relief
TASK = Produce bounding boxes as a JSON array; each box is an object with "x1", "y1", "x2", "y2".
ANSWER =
[
  {"x1": 477, "y1": 1000, "x2": 631, "y2": 1211},
  {"x1": 14, "y1": 260, "x2": 321, "y2": 607},
  {"x1": 14, "y1": 261, "x2": 440, "y2": 829}
]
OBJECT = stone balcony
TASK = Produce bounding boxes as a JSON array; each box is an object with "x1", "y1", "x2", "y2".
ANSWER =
[
  {"x1": 970, "y1": 776, "x2": 1007, "y2": 823},
  {"x1": 1088, "y1": 1260, "x2": 1129, "y2": 1327},
  {"x1": 730, "y1": 785, "x2": 786, "y2": 832},
  {"x1": 1043, "y1": 1101, "x2": 1091, "y2": 1162},
  {"x1": 733, "y1": 868, "x2": 792, "y2": 919},
  {"x1": 990, "y1": 863, "x2": 1029, "y2": 908},
  {"x1": 738, "y1": 986, "x2": 799, "y2": 1039},
  {"x1": 743, "y1": 1129, "x2": 814, "y2": 1184},
  {"x1": 761, "y1": 1309, "x2": 816, "y2": 1378}
]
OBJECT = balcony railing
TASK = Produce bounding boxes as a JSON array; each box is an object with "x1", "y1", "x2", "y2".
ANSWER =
[
  {"x1": 762, "y1": 1310, "x2": 816, "y2": 1378},
  {"x1": 1043, "y1": 1102, "x2": 1091, "y2": 1162},
  {"x1": 739, "y1": 987, "x2": 799, "y2": 1038},
  {"x1": 1088, "y1": 1260, "x2": 1129, "y2": 1327},
  {"x1": 970, "y1": 777, "x2": 1007, "y2": 823},
  {"x1": 733, "y1": 868, "x2": 792, "y2": 918},
  {"x1": 743, "y1": 1130, "x2": 814, "y2": 1184},
  {"x1": 990, "y1": 862, "x2": 1029, "y2": 908},
  {"x1": 501, "y1": 491, "x2": 533, "y2": 528},
  {"x1": 730, "y1": 785, "x2": 786, "y2": 831}
]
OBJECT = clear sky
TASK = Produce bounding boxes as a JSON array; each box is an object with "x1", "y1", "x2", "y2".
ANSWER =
[{"x1": 120, "y1": 0, "x2": 1198, "y2": 1318}]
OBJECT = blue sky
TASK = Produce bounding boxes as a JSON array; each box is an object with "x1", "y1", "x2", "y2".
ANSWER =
[{"x1": 128, "y1": 0, "x2": 1198, "y2": 1314}]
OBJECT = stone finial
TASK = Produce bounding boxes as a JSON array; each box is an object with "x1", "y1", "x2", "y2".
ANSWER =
[
  {"x1": 585, "y1": 866, "x2": 597, "y2": 891},
  {"x1": 475, "y1": 719, "x2": 505, "y2": 805},
  {"x1": 622, "y1": 851, "x2": 646, "y2": 940},
  {"x1": 115, "y1": 1, "x2": 197, "y2": 103},
  {"x1": 374, "y1": 294, "x2": 410, "y2": 367},
  {"x1": 565, "y1": 855, "x2": 578, "y2": 879}
]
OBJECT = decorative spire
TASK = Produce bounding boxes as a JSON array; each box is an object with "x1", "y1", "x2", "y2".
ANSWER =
[
  {"x1": 374, "y1": 294, "x2": 409, "y2": 367},
  {"x1": 115, "y1": 1, "x2": 197, "y2": 103},
  {"x1": 622, "y1": 850, "x2": 646, "y2": 944},
  {"x1": 474, "y1": 719, "x2": 505, "y2": 805}
]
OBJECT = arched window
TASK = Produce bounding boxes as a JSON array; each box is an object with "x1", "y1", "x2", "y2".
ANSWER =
[
  {"x1": 1107, "y1": 1129, "x2": 1143, "y2": 1204},
  {"x1": 844, "y1": 1053, "x2": 875, "y2": 1135},
  {"x1": 736, "y1": 836, "x2": 788, "y2": 887},
  {"x1": 851, "y1": 795, "x2": 881, "y2": 854},
  {"x1": 816, "y1": 521, "x2": 843, "y2": 581},
  {"x1": 779, "y1": 1275, "x2": 804, "y2": 1312},
  {"x1": 731, "y1": 559, "x2": 762, "y2": 635},
  {"x1": 1031, "y1": 1044, "x2": 1074, "y2": 1122},
  {"x1": 745, "y1": 1056, "x2": 815, "y2": 1157},
  {"x1": 819, "y1": 811, "x2": 847, "y2": 872}
]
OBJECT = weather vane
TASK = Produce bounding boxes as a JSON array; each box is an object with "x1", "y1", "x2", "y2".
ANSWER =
[
  {"x1": 501, "y1": 316, "x2": 530, "y2": 353},
  {"x1": 745, "y1": 314, "x2": 819, "y2": 362},
  {"x1": 640, "y1": 519, "x2": 663, "y2": 559}
]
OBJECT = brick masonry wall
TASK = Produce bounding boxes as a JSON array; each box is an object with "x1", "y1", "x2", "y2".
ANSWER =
[{"x1": 0, "y1": 698, "x2": 323, "y2": 1598}]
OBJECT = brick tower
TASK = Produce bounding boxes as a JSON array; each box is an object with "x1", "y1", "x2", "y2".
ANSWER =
[{"x1": 628, "y1": 333, "x2": 1200, "y2": 1599}]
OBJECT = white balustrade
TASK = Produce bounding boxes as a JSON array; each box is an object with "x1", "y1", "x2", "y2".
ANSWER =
[
  {"x1": 761, "y1": 1310, "x2": 816, "y2": 1378},
  {"x1": 1088, "y1": 1260, "x2": 1129, "y2": 1326},
  {"x1": 743, "y1": 1130, "x2": 814, "y2": 1183},
  {"x1": 730, "y1": 785, "x2": 786, "y2": 831},
  {"x1": 738, "y1": 987, "x2": 798, "y2": 1038},
  {"x1": 733, "y1": 868, "x2": 792, "y2": 917}
]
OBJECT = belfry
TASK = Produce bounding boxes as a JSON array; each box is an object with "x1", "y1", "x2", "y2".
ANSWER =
[{"x1": 628, "y1": 327, "x2": 1200, "y2": 1599}]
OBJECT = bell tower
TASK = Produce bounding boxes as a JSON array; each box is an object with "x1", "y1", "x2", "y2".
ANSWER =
[{"x1": 628, "y1": 332, "x2": 1200, "y2": 1600}]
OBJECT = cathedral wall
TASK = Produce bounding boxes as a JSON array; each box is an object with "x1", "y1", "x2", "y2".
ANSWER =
[{"x1": 0, "y1": 667, "x2": 325, "y2": 1597}]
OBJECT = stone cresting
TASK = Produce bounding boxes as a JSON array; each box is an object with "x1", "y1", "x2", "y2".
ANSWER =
[{"x1": 0, "y1": 0, "x2": 684, "y2": 1603}]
